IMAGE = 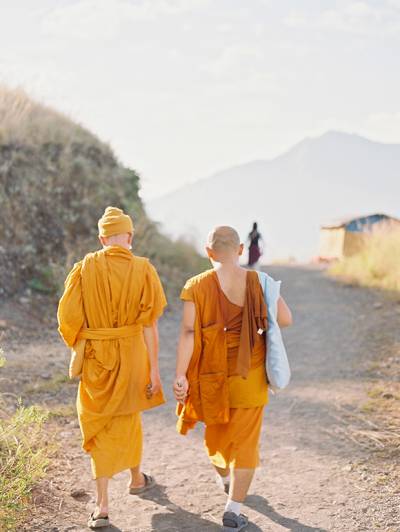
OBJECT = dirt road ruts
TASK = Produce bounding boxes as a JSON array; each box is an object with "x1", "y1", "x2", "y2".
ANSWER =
[{"x1": 2, "y1": 265, "x2": 399, "y2": 531}]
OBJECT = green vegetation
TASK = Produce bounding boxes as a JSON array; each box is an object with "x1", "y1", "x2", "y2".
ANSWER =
[
  {"x1": 0, "y1": 86, "x2": 207, "y2": 301},
  {"x1": 0, "y1": 404, "x2": 50, "y2": 530},
  {"x1": 329, "y1": 226, "x2": 400, "y2": 291},
  {"x1": 0, "y1": 346, "x2": 5, "y2": 368},
  {"x1": 0, "y1": 349, "x2": 50, "y2": 530}
]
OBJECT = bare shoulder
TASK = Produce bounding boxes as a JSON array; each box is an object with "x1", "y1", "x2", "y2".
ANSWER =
[{"x1": 184, "y1": 268, "x2": 215, "y2": 290}]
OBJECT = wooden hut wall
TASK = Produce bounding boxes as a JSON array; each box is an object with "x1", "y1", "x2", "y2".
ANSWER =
[
  {"x1": 319, "y1": 227, "x2": 345, "y2": 259},
  {"x1": 343, "y1": 231, "x2": 367, "y2": 257}
]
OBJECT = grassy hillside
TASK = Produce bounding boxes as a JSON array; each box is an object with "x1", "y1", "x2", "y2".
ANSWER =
[
  {"x1": 329, "y1": 225, "x2": 400, "y2": 292},
  {"x1": 0, "y1": 86, "x2": 207, "y2": 302}
]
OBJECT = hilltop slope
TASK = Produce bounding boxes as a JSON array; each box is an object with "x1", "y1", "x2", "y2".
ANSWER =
[{"x1": 0, "y1": 87, "x2": 206, "y2": 300}]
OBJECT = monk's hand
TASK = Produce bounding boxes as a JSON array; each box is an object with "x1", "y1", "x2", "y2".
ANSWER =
[
  {"x1": 147, "y1": 368, "x2": 162, "y2": 398},
  {"x1": 173, "y1": 375, "x2": 189, "y2": 404}
]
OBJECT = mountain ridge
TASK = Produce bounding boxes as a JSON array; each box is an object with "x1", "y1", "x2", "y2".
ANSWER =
[
  {"x1": 152, "y1": 130, "x2": 399, "y2": 202},
  {"x1": 147, "y1": 131, "x2": 400, "y2": 261}
]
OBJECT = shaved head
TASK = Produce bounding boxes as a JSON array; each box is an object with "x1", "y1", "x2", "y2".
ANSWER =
[{"x1": 207, "y1": 226, "x2": 241, "y2": 252}]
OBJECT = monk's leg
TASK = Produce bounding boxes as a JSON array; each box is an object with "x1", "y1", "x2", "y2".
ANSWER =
[
  {"x1": 215, "y1": 465, "x2": 230, "y2": 478},
  {"x1": 222, "y1": 407, "x2": 263, "y2": 524},
  {"x1": 223, "y1": 468, "x2": 255, "y2": 528},
  {"x1": 229, "y1": 467, "x2": 255, "y2": 501},
  {"x1": 129, "y1": 464, "x2": 145, "y2": 488},
  {"x1": 95, "y1": 476, "x2": 109, "y2": 516},
  {"x1": 214, "y1": 465, "x2": 230, "y2": 492}
]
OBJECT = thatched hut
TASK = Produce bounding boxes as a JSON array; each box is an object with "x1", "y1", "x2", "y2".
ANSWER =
[{"x1": 319, "y1": 213, "x2": 400, "y2": 261}]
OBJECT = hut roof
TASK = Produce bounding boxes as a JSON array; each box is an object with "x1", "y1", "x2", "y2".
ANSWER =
[{"x1": 321, "y1": 213, "x2": 400, "y2": 230}]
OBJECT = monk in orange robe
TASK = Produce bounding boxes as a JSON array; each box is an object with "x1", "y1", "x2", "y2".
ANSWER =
[
  {"x1": 173, "y1": 226, "x2": 292, "y2": 531},
  {"x1": 58, "y1": 206, "x2": 167, "y2": 529}
]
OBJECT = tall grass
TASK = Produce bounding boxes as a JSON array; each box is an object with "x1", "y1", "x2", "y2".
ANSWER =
[
  {"x1": 0, "y1": 346, "x2": 5, "y2": 368},
  {"x1": 0, "y1": 348, "x2": 50, "y2": 531},
  {"x1": 329, "y1": 225, "x2": 400, "y2": 291},
  {"x1": 0, "y1": 85, "x2": 104, "y2": 147}
]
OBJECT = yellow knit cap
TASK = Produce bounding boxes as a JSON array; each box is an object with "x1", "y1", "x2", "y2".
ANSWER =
[{"x1": 98, "y1": 206, "x2": 134, "y2": 237}]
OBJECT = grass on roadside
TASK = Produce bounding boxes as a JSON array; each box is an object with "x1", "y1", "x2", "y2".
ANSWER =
[
  {"x1": 0, "y1": 402, "x2": 51, "y2": 531},
  {"x1": 25, "y1": 371, "x2": 73, "y2": 394},
  {"x1": 0, "y1": 347, "x2": 52, "y2": 531},
  {"x1": 47, "y1": 403, "x2": 76, "y2": 420},
  {"x1": 329, "y1": 225, "x2": 400, "y2": 291}
]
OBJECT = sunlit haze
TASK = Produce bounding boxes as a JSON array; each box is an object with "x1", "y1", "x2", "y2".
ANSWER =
[{"x1": 1, "y1": 0, "x2": 400, "y2": 200}]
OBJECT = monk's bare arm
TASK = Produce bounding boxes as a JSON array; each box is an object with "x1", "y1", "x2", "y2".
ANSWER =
[
  {"x1": 143, "y1": 321, "x2": 162, "y2": 395},
  {"x1": 176, "y1": 301, "x2": 195, "y2": 374},
  {"x1": 174, "y1": 301, "x2": 195, "y2": 403},
  {"x1": 277, "y1": 296, "x2": 293, "y2": 328}
]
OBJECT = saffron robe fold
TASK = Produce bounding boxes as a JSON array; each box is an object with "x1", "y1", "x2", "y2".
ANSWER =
[
  {"x1": 178, "y1": 269, "x2": 268, "y2": 468},
  {"x1": 57, "y1": 245, "x2": 167, "y2": 477},
  {"x1": 203, "y1": 284, "x2": 266, "y2": 468},
  {"x1": 177, "y1": 269, "x2": 268, "y2": 434}
]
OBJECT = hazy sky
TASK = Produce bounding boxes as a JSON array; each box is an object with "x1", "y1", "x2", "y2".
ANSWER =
[{"x1": 1, "y1": 0, "x2": 400, "y2": 198}]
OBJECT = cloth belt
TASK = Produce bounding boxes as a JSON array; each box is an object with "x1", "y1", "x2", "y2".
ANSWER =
[{"x1": 77, "y1": 323, "x2": 142, "y2": 340}]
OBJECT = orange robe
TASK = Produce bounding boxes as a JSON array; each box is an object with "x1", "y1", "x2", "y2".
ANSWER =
[
  {"x1": 57, "y1": 245, "x2": 167, "y2": 478},
  {"x1": 180, "y1": 270, "x2": 268, "y2": 469}
]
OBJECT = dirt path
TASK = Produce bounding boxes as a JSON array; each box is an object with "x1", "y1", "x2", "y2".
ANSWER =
[{"x1": 2, "y1": 266, "x2": 399, "y2": 531}]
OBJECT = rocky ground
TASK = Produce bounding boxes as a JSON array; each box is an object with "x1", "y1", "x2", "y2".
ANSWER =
[{"x1": 1, "y1": 265, "x2": 399, "y2": 531}]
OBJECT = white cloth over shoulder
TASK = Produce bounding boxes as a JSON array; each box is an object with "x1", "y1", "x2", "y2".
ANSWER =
[{"x1": 257, "y1": 271, "x2": 291, "y2": 391}]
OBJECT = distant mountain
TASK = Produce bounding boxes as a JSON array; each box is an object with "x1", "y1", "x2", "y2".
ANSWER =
[{"x1": 146, "y1": 131, "x2": 400, "y2": 261}]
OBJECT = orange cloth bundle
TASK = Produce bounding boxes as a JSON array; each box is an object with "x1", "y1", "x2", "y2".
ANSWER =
[{"x1": 98, "y1": 206, "x2": 134, "y2": 237}]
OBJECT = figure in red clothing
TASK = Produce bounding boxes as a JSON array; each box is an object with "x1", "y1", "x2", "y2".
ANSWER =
[{"x1": 247, "y1": 222, "x2": 263, "y2": 268}]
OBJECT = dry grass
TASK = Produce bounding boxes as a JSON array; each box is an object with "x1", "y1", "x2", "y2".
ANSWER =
[
  {"x1": 326, "y1": 348, "x2": 400, "y2": 455},
  {"x1": 46, "y1": 404, "x2": 76, "y2": 420},
  {"x1": 0, "y1": 405, "x2": 50, "y2": 530},
  {"x1": 0, "y1": 85, "x2": 103, "y2": 148},
  {"x1": 330, "y1": 232, "x2": 400, "y2": 455},
  {"x1": 329, "y1": 224, "x2": 400, "y2": 291},
  {"x1": 25, "y1": 372, "x2": 72, "y2": 394},
  {"x1": 0, "y1": 346, "x2": 5, "y2": 368},
  {"x1": 326, "y1": 398, "x2": 400, "y2": 452},
  {"x1": 0, "y1": 349, "x2": 52, "y2": 531}
]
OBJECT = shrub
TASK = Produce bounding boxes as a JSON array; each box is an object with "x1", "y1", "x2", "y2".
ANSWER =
[{"x1": 0, "y1": 86, "x2": 207, "y2": 300}]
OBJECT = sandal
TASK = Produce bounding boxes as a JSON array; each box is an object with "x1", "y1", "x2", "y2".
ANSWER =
[
  {"x1": 87, "y1": 511, "x2": 110, "y2": 529},
  {"x1": 128, "y1": 473, "x2": 156, "y2": 495},
  {"x1": 222, "y1": 511, "x2": 249, "y2": 531}
]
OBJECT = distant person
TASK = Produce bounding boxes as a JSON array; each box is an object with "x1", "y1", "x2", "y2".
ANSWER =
[
  {"x1": 247, "y1": 222, "x2": 262, "y2": 268},
  {"x1": 57, "y1": 206, "x2": 167, "y2": 529},
  {"x1": 173, "y1": 226, "x2": 292, "y2": 531}
]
